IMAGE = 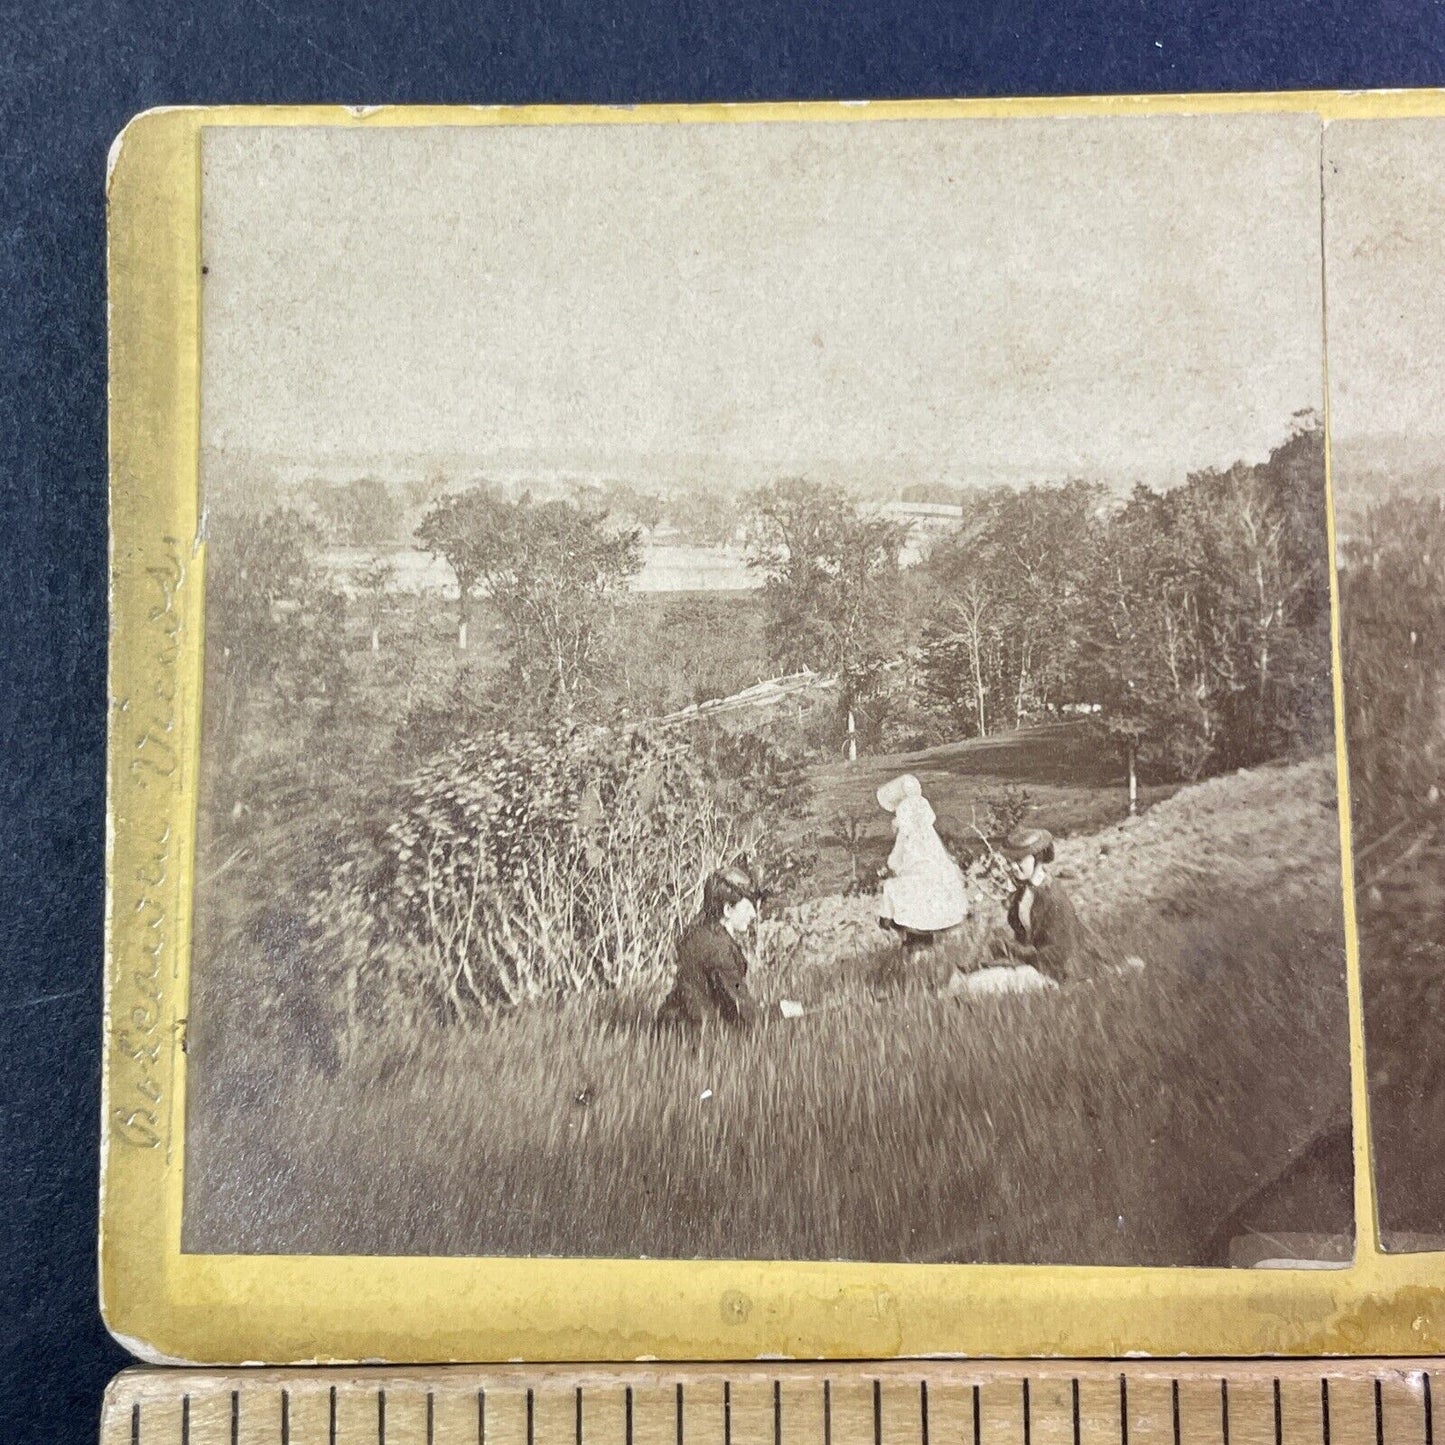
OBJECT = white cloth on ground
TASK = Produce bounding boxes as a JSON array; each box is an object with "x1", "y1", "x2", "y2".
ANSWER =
[{"x1": 947, "y1": 964, "x2": 1058, "y2": 997}]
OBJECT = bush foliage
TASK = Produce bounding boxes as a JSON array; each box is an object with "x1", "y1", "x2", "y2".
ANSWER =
[{"x1": 309, "y1": 727, "x2": 807, "y2": 1028}]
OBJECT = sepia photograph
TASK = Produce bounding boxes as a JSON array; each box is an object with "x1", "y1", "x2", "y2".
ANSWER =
[
  {"x1": 180, "y1": 114, "x2": 1352, "y2": 1267},
  {"x1": 1326, "y1": 117, "x2": 1445, "y2": 1251}
]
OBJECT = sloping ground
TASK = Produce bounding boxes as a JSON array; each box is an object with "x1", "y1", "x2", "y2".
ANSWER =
[
  {"x1": 764, "y1": 752, "x2": 1345, "y2": 977},
  {"x1": 1053, "y1": 752, "x2": 1344, "y2": 916},
  {"x1": 797, "y1": 721, "x2": 1180, "y2": 895},
  {"x1": 188, "y1": 753, "x2": 1352, "y2": 1263}
]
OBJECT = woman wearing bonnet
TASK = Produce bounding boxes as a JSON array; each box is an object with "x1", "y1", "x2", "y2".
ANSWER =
[{"x1": 875, "y1": 773, "x2": 970, "y2": 954}]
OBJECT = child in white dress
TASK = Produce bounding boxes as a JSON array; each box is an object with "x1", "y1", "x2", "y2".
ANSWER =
[{"x1": 875, "y1": 774, "x2": 970, "y2": 946}]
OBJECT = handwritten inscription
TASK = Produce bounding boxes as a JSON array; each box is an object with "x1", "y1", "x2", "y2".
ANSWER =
[{"x1": 112, "y1": 535, "x2": 185, "y2": 1149}]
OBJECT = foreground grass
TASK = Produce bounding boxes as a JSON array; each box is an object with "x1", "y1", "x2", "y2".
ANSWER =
[{"x1": 185, "y1": 890, "x2": 1349, "y2": 1264}]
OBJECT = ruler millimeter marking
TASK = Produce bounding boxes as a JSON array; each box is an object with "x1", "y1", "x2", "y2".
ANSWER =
[{"x1": 103, "y1": 1362, "x2": 1442, "y2": 1445}]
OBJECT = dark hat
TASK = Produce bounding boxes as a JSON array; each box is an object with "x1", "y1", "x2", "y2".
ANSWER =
[
  {"x1": 718, "y1": 863, "x2": 758, "y2": 897},
  {"x1": 1002, "y1": 826, "x2": 1054, "y2": 861},
  {"x1": 701, "y1": 864, "x2": 759, "y2": 921}
]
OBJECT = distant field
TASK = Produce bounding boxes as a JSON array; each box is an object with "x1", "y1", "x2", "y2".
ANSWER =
[{"x1": 324, "y1": 540, "x2": 761, "y2": 594}]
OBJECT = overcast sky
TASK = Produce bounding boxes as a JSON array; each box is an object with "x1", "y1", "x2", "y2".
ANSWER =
[
  {"x1": 1324, "y1": 119, "x2": 1445, "y2": 454},
  {"x1": 201, "y1": 114, "x2": 1325, "y2": 493}
]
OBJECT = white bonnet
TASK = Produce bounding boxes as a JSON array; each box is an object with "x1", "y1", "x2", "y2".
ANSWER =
[{"x1": 875, "y1": 773, "x2": 923, "y2": 812}]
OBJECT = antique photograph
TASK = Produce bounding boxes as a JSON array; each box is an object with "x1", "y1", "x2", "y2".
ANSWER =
[
  {"x1": 1327, "y1": 117, "x2": 1445, "y2": 1250},
  {"x1": 181, "y1": 114, "x2": 1352, "y2": 1266}
]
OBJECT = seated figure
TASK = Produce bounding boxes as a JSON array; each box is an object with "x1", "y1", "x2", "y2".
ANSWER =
[{"x1": 655, "y1": 865, "x2": 760, "y2": 1034}]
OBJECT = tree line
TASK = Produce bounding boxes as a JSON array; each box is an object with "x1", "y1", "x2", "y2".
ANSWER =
[
  {"x1": 917, "y1": 420, "x2": 1332, "y2": 784},
  {"x1": 294, "y1": 470, "x2": 746, "y2": 550},
  {"x1": 205, "y1": 419, "x2": 1332, "y2": 795},
  {"x1": 722, "y1": 419, "x2": 1331, "y2": 786}
]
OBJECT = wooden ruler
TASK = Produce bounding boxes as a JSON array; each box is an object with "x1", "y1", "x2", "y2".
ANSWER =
[{"x1": 102, "y1": 1362, "x2": 1440, "y2": 1445}]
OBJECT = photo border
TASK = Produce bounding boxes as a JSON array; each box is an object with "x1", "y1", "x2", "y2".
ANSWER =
[{"x1": 102, "y1": 92, "x2": 1445, "y2": 1365}]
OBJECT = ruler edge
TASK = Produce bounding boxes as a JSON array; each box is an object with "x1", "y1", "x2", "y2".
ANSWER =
[
  {"x1": 104, "y1": 1357, "x2": 1445, "y2": 1389},
  {"x1": 101, "y1": 1358, "x2": 1445, "y2": 1442}
]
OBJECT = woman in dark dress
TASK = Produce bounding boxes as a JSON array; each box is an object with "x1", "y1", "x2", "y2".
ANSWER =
[
  {"x1": 996, "y1": 826, "x2": 1080, "y2": 984},
  {"x1": 655, "y1": 866, "x2": 760, "y2": 1034},
  {"x1": 955, "y1": 825, "x2": 1081, "y2": 997}
]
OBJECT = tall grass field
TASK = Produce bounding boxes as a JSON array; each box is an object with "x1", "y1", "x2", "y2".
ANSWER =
[{"x1": 186, "y1": 880, "x2": 1349, "y2": 1264}]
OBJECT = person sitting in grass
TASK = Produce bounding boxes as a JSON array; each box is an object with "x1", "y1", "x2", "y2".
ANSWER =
[
  {"x1": 875, "y1": 773, "x2": 971, "y2": 955},
  {"x1": 991, "y1": 826, "x2": 1080, "y2": 984},
  {"x1": 655, "y1": 865, "x2": 760, "y2": 1034}
]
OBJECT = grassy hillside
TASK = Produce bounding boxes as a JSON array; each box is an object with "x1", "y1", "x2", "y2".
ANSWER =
[
  {"x1": 185, "y1": 754, "x2": 1351, "y2": 1264},
  {"x1": 796, "y1": 721, "x2": 1180, "y2": 895}
]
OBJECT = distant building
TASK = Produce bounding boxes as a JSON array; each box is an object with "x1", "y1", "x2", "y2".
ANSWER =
[
  {"x1": 862, "y1": 500, "x2": 965, "y2": 565},
  {"x1": 870, "y1": 500, "x2": 966, "y2": 523}
]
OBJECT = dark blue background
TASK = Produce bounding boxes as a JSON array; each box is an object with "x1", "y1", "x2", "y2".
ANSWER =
[{"x1": 4, "y1": 3, "x2": 1444, "y2": 1441}]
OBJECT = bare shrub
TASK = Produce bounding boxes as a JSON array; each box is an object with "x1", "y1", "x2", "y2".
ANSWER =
[{"x1": 311, "y1": 727, "x2": 760, "y2": 1028}]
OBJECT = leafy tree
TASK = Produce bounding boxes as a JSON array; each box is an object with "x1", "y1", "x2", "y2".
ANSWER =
[
  {"x1": 1079, "y1": 422, "x2": 1331, "y2": 789},
  {"x1": 1079, "y1": 484, "x2": 1215, "y2": 794},
  {"x1": 416, "y1": 485, "x2": 642, "y2": 717},
  {"x1": 415, "y1": 487, "x2": 502, "y2": 650},
  {"x1": 923, "y1": 576, "x2": 999, "y2": 737},
  {"x1": 203, "y1": 506, "x2": 351, "y2": 790},
  {"x1": 920, "y1": 482, "x2": 1106, "y2": 735},
  {"x1": 1220, "y1": 419, "x2": 1332, "y2": 758},
  {"x1": 972, "y1": 481, "x2": 1106, "y2": 723},
  {"x1": 748, "y1": 478, "x2": 906, "y2": 755}
]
